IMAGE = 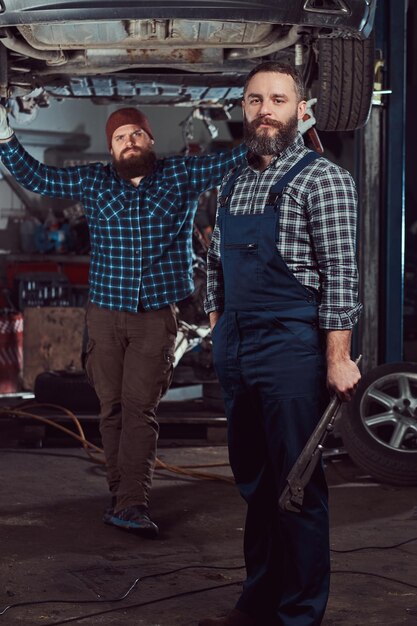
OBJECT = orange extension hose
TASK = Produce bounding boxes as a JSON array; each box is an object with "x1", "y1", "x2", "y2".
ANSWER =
[{"x1": 0, "y1": 403, "x2": 235, "y2": 484}]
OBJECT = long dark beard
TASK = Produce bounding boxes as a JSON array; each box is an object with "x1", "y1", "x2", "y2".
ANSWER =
[
  {"x1": 113, "y1": 148, "x2": 157, "y2": 180},
  {"x1": 243, "y1": 114, "x2": 298, "y2": 156}
]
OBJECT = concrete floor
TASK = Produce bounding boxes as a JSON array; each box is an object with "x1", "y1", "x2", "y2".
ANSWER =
[{"x1": 0, "y1": 440, "x2": 416, "y2": 626}]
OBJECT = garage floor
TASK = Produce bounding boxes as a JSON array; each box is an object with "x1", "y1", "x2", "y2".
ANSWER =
[{"x1": 0, "y1": 425, "x2": 416, "y2": 625}]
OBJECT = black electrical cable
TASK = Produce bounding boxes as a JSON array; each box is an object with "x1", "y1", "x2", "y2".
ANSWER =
[
  {"x1": 2, "y1": 540, "x2": 417, "y2": 624},
  {"x1": 330, "y1": 536, "x2": 417, "y2": 553},
  {"x1": 332, "y1": 570, "x2": 417, "y2": 590},
  {"x1": 22, "y1": 569, "x2": 417, "y2": 626},
  {"x1": 2, "y1": 537, "x2": 417, "y2": 619},
  {"x1": 0, "y1": 563, "x2": 245, "y2": 618},
  {"x1": 43, "y1": 580, "x2": 243, "y2": 625}
]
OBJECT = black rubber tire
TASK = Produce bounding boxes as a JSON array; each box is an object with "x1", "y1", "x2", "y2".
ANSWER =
[
  {"x1": 316, "y1": 34, "x2": 375, "y2": 131},
  {"x1": 34, "y1": 370, "x2": 100, "y2": 414},
  {"x1": 339, "y1": 362, "x2": 417, "y2": 485}
]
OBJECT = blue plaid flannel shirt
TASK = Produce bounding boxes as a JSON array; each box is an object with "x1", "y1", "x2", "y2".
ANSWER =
[{"x1": 0, "y1": 136, "x2": 247, "y2": 311}]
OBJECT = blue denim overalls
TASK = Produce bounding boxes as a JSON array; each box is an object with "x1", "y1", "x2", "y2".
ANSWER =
[{"x1": 211, "y1": 152, "x2": 330, "y2": 626}]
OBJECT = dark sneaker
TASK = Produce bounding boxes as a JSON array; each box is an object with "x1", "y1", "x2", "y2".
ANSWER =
[
  {"x1": 106, "y1": 505, "x2": 159, "y2": 538},
  {"x1": 102, "y1": 496, "x2": 117, "y2": 525}
]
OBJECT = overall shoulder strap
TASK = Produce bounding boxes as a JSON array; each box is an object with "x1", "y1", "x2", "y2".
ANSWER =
[
  {"x1": 267, "y1": 151, "x2": 320, "y2": 206},
  {"x1": 218, "y1": 163, "x2": 246, "y2": 207}
]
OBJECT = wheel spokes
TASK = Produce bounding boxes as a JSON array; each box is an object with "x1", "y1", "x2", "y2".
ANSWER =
[
  {"x1": 367, "y1": 388, "x2": 397, "y2": 409},
  {"x1": 389, "y1": 422, "x2": 412, "y2": 449},
  {"x1": 397, "y1": 375, "x2": 413, "y2": 402},
  {"x1": 365, "y1": 410, "x2": 397, "y2": 428}
]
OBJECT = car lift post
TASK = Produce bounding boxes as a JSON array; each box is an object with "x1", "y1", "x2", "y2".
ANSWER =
[{"x1": 354, "y1": 0, "x2": 407, "y2": 368}]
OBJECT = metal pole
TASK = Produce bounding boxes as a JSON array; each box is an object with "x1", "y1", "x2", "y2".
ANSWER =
[
  {"x1": 383, "y1": 0, "x2": 407, "y2": 362},
  {"x1": 355, "y1": 104, "x2": 383, "y2": 373}
]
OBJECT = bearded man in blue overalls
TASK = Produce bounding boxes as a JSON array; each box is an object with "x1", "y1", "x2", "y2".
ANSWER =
[{"x1": 199, "y1": 61, "x2": 362, "y2": 626}]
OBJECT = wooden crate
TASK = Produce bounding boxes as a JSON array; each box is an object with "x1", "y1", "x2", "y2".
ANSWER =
[{"x1": 23, "y1": 307, "x2": 85, "y2": 390}]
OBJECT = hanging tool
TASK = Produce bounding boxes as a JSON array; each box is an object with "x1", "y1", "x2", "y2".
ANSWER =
[
  {"x1": 279, "y1": 355, "x2": 362, "y2": 513},
  {"x1": 298, "y1": 97, "x2": 323, "y2": 154}
]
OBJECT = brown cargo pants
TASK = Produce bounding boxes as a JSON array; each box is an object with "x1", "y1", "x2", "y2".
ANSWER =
[{"x1": 85, "y1": 302, "x2": 177, "y2": 512}]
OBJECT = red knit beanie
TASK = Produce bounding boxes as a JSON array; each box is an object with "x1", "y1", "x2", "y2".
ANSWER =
[{"x1": 105, "y1": 107, "x2": 154, "y2": 149}]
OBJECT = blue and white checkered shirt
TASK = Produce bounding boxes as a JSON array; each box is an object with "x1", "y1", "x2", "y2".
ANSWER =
[
  {"x1": 204, "y1": 133, "x2": 361, "y2": 330},
  {"x1": 0, "y1": 135, "x2": 247, "y2": 311}
]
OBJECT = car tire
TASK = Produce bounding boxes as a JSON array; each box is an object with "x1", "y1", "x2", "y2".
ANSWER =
[
  {"x1": 339, "y1": 362, "x2": 417, "y2": 485},
  {"x1": 316, "y1": 33, "x2": 375, "y2": 132},
  {"x1": 34, "y1": 370, "x2": 100, "y2": 414}
]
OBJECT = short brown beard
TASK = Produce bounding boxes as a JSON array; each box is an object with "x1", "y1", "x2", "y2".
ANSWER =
[
  {"x1": 113, "y1": 147, "x2": 157, "y2": 180},
  {"x1": 243, "y1": 114, "x2": 298, "y2": 156}
]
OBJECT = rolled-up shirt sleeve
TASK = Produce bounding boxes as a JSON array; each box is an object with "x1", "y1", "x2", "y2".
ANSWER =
[
  {"x1": 204, "y1": 214, "x2": 224, "y2": 314},
  {"x1": 307, "y1": 164, "x2": 362, "y2": 330}
]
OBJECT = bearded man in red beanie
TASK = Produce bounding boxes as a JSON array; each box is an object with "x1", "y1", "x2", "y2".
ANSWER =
[{"x1": 0, "y1": 104, "x2": 247, "y2": 538}]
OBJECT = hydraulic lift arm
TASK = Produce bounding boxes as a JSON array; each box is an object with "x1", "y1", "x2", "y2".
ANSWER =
[{"x1": 278, "y1": 355, "x2": 362, "y2": 513}]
